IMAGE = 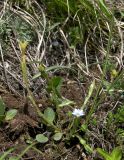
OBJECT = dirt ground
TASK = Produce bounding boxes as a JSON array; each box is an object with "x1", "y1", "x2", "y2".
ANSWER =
[{"x1": 0, "y1": 80, "x2": 90, "y2": 160}]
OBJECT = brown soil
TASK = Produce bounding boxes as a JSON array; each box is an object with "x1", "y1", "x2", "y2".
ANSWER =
[{"x1": 0, "y1": 80, "x2": 88, "y2": 160}]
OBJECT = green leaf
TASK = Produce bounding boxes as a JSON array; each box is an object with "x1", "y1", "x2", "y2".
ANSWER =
[
  {"x1": 45, "y1": 65, "x2": 71, "y2": 72},
  {"x1": 48, "y1": 77, "x2": 63, "y2": 92},
  {"x1": 5, "y1": 109, "x2": 17, "y2": 121},
  {"x1": 53, "y1": 132, "x2": 63, "y2": 141},
  {"x1": 80, "y1": 124, "x2": 88, "y2": 132},
  {"x1": 36, "y1": 134, "x2": 48, "y2": 143},
  {"x1": 81, "y1": 80, "x2": 95, "y2": 110},
  {"x1": 79, "y1": 0, "x2": 94, "y2": 13},
  {"x1": 97, "y1": 148, "x2": 111, "y2": 160},
  {"x1": 58, "y1": 99, "x2": 75, "y2": 107},
  {"x1": 32, "y1": 72, "x2": 41, "y2": 80},
  {"x1": 44, "y1": 107, "x2": 55, "y2": 123},
  {"x1": 98, "y1": 0, "x2": 112, "y2": 19},
  {"x1": 0, "y1": 148, "x2": 14, "y2": 160},
  {"x1": 9, "y1": 157, "x2": 18, "y2": 160},
  {"x1": 0, "y1": 96, "x2": 6, "y2": 122},
  {"x1": 111, "y1": 147, "x2": 122, "y2": 160},
  {"x1": 32, "y1": 65, "x2": 73, "y2": 80},
  {"x1": 76, "y1": 135, "x2": 93, "y2": 153}
]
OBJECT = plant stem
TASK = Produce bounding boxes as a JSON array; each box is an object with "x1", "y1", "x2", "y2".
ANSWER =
[{"x1": 20, "y1": 42, "x2": 60, "y2": 132}]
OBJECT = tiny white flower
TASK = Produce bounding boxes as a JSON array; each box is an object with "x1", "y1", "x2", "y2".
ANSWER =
[
  {"x1": 4, "y1": 62, "x2": 10, "y2": 69},
  {"x1": 72, "y1": 108, "x2": 85, "y2": 117}
]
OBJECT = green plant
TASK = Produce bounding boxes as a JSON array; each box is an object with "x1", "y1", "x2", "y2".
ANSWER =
[
  {"x1": 114, "y1": 106, "x2": 124, "y2": 123},
  {"x1": 0, "y1": 148, "x2": 15, "y2": 160},
  {"x1": 43, "y1": 0, "x2": 114, "y2": 47},
  {"x1": 97, "y1": 147, "x2": 122, "y2": 160},
  {"x1": 105, "y1": 105, "x2": 124, "y2": 148},
  {"x1": 0, "y1": 96, "x2": 6, "y2": 123},
  {"x1": 0, "y1": 0, "x2": 123, "y2": 159},
  {"x1": 36, "y1": 64, "x2": 75, "y2": 109},
  {"x1": 47, "y1": 76, "x2": 63, "y2": 106},
  {"x1": 19, "y1": 41, "x2": 60, "y2": 131},
  {"x1": 5, "y1": 109, "x2": 18, "y2": 121}
]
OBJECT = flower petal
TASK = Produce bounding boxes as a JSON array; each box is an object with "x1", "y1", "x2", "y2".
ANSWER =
[{"x1": 72, "y1": 108, "x2": 85, "y2": 117}]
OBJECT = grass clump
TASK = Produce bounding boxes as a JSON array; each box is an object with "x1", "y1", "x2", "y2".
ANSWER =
[{"x1": 0, "y1": 0, "x2": 124, "y2": 159}]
